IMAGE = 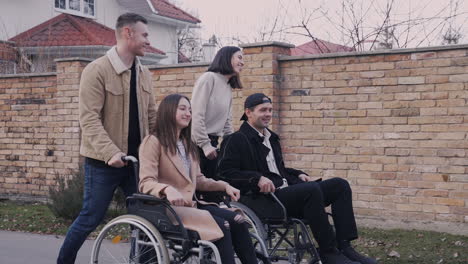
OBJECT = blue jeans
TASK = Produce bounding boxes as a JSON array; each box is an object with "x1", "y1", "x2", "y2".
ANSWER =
[{"x1": 57, "y1": 158, "x2": 137, "y2": 264}]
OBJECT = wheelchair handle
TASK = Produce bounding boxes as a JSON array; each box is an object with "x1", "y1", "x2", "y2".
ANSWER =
[{"x1": 121, "y1": 155, "x2": 140, "y2": 190}]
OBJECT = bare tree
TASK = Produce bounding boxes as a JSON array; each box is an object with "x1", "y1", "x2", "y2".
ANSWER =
[
  {"x1": 316, "y1": 0, "x2": 467, "y2": 50},
  {"x1": 177, "y1": 25, "x2": 204, "y2": 62},
  {"x1": 242, "y1": 0, "x2": 467, "y2": 52},
  {"x1": 442, "y1": 0, "x2": 464, "y2": 44}
]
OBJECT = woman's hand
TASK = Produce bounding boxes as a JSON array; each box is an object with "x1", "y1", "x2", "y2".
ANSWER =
[
  {"x1": 225, "y1": 185, "x2": 240, "y2": 202},
  {"x1": 204, "y1": 146, "x2": 218, "y2": 160},
  {"x1": 164, "y1": 186, "x2": 186, "y2": 206}
]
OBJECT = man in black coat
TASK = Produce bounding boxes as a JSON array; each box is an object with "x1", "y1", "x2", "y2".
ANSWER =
[{"x1": 218, "y1": 93, "x2": 377, "y2": 264}]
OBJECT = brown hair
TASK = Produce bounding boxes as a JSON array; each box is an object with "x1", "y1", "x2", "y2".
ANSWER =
[
  {"x1": 116, "y1": 13, "x2": 147, "y2": 29},
  {"x1": 154, "y1": 94, "x2": 198, "y2": 160},
  {"x1": 207, "y1": 46, "x2": 243, "y2": 89},
  {"x1": 115, "y1": 13, "x2": 147, "y2": 37}
]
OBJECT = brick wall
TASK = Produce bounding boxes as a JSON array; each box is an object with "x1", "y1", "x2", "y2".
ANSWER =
[
  {"x1": 278, "y1": 45, "x2": 468, "y2": 230},
  {"x1": 0, "y1": 58, "x2": 89, "y2": 200},
  {"x1": 0, "y1": 43, "x2": 466, "y2": 233},
  {"x1": 0, "y1": 73, "x2": 57, "y2": 198}
]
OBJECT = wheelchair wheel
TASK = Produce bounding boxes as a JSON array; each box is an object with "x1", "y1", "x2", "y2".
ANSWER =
[
  {"x1": 182, "y1": 253, "x2": 216, "y2": 264},
  {"x1": 230, "y1": 202, "x2": 270, "y2": 263},
  {"x1": 180, "y1": 239, "x2": 220, "y2": 264},
  {"x1": 229, "y1": 202, "x2": 267, "y2": 241},
  {"x1": 91, "y1": 214, "x2": 170, "y2": 264},
  {"x1": 234, "y1": 250, "x2": 270, "y2": 264}
]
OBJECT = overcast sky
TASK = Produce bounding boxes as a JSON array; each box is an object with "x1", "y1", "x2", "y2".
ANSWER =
[{"x1": 175, "y1": 0, "x2": 468, "y2": 49}]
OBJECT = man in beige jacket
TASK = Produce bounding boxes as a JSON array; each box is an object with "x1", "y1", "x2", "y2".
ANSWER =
[{"x1": 57, "y1": 13, "x2": 157, "y2": 264}]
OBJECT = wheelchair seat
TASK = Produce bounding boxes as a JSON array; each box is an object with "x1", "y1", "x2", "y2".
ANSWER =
[{"x1": 238, "y1": 193, "x2": 287, "y2": 224}]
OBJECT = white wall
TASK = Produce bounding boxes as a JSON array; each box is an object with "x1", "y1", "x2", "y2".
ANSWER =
[
  {"x1": 0, "y1": 0, "x2": 177, "y2": 63},
  {"x1": 147, "y1": 21, "x2": 178, "y2": 64},
  {"x1": 0, "y1": 0, "x2": 54, "y2": 40},
  {"x1": 0, "y1": 0, "x2": 122, "y2": 40},
  {"x1": 95, "y1": 0, "x2": 122, "y2": 29}
]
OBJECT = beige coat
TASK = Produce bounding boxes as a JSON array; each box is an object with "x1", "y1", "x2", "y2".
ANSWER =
[
  {"x1": 79, "y1": 47, "x2": 157, "y2": 162},
  {"x1": 139, "y1": 135, "x2": 228, "y2": 241}
]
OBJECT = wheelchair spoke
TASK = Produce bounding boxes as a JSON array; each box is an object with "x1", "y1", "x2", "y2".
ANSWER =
[{"x1": 91, "y1": 215, "x2": 170, "y2": 264}]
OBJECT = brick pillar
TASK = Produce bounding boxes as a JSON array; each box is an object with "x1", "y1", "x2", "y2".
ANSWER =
[
  {"x1": 52, "y1": 58, "x2": 91, "y2": 182},
  {"x1": 239, "y1": 42, "x2": 294, "y2": 132}
]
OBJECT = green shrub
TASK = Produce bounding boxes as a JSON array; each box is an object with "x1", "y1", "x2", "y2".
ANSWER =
[
  {"x1": 48, "y1": 168, "x2": 85, "y2": 221},
  {"x1": 47, "y1": 168, "x2": 128, "y2": 222}
]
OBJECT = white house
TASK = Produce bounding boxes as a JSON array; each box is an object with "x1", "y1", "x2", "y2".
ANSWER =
[{"x1": 0, "y1": 0, "x2": 200, "y2": 69}]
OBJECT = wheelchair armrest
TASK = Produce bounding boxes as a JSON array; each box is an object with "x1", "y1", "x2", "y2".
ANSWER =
[
  {"x1": 237, "y1": 192, "x2": 288, "y2": 223},
  {"x1": 130, "y1": 193, "x2": 170, "y2": 205},
  {"x1": 195, "y1": 191, "x2": 231, "y2": 205},
  {"x1": 127, "y1": 193, "x2": 191, "y2": 241}
]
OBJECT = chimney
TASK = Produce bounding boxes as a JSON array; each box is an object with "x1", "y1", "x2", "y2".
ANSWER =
[
  {"x1": 201, "y1": 35, "x2": 218, "y2": 62},
  {"x1": 201, "y1": 43, "x2": 216, "y2": 63}
]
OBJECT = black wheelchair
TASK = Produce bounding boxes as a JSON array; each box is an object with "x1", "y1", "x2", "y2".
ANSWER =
[
  {"x1": 90, "y1": 156, "x2": 217, "y2": 264},
  {"x1": 228, "y1": 192, "x2": 323, "y2": 264},
  {"x1": 90, "y1": 156, "x2": 268, "y2": 264}
]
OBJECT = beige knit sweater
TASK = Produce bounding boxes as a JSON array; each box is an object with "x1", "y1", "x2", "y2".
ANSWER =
[{"x1": 191, "y1": 72, "x2": 233, "y2": 154}]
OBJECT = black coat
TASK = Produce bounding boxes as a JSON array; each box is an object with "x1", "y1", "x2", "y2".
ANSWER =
[{"x1": 217, "y1": 122, "x2": 306, "y2": 193}]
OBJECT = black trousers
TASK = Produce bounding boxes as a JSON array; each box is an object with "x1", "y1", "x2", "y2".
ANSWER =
[
  {"x1": 275, "y1": 177, "x2": 358, "y2": 251},
  {"x1": 198, "y1": 205, "x2": 257, "y2": 264},
  {"x1": 198, "y1": 135, "x2": 219, "y2": 179}
]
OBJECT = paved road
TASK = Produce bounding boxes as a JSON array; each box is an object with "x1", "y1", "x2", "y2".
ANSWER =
[
  {"x1": 0, "y1": 231, "x2": 93, "y2": 264},
  {"x1": 0, "y1": 230, "x2": 291, "y2": 264}
]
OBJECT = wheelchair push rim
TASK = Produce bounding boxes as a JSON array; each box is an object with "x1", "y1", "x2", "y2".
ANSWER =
[{"x1": 90, "y1": 214, "x2": 170, "y2": 264}]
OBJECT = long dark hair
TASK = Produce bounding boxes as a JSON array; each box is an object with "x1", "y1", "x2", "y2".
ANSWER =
[
  {"x1": 207, "y1": 46, "x2": 243, "y2": 88},
  {"x1": 154, "y1": 94, "x2": 198, "y2": 160}
]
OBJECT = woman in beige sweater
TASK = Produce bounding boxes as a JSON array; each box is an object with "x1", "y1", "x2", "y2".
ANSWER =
[
  {"x1": 191, "y1": 46, "x2": 244, "y2": 179},
  {"x1": 139, "y1": 94, "x2": 258, "y2": 264}
]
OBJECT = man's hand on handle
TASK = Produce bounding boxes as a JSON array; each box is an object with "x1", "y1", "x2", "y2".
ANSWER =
[{"x1": 107, "y1": 152, "x2": 126, "y2": 168}]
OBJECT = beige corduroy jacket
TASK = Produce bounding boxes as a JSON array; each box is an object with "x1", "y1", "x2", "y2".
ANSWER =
[{"x1": 79, "y1": 47, "x2": 157, "y2": 162}]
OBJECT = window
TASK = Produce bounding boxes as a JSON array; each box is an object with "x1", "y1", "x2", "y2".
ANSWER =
[{"x1": 55, "y1": 0, "x2": 95, "y2": 17}]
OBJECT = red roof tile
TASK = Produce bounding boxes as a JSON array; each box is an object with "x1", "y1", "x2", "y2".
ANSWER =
[
  {"x1": 149, "y1": 0, "x2": 200, "y2": 24},
  {"x1": 291, "y1": 39, "x2": 354, "y2": 56},
  {"x1": 9, "y1": 14, "x2": 165, "y2": 55},
  {"x1": 178, "y1": 51, "x2": 191, "y2": 63},
  {"x1": 0, "y1": 41, "x2": 17, "y2": 61}
]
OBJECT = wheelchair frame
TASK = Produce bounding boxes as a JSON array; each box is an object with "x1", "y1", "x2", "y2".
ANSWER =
[
  {"x1": 229, "y1": 193, "x2": 323, "y2": 264},
  {"x1": 90, "y1": 156, "x2": 222, "y2": 264}
]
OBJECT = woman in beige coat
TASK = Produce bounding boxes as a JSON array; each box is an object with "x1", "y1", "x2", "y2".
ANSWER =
[{"x1": 139, "y1": 94, "x2": 258, "y2": 264}]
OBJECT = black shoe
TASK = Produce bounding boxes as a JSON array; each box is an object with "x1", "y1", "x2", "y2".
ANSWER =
[
  {"x1": 320, "y1": 248, "x2": 360, "y2": 264},
  {"x1": 341, "y1": 246, "x2": 377, "y2": 264}
]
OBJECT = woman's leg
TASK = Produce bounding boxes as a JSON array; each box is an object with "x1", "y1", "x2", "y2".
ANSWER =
[
  {"x1": 200, "y1": 205, "x2": 258, "y2": 264},
  {"x1": 209, "y1": 214, "x2": 236, "y2": 264}
]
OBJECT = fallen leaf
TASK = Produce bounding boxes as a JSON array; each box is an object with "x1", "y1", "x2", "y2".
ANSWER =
[
  {"x1": 453, "y1": 252, "x2": 458, "y2": 258},
  {"x1": 112, "y1": 235, "x2": 122, "y2": 244},
  {"x1": 437, "y1": 259, "x2": 443, "y2": 263},
  {"x1": 388, "y1": 250, "x2": 400, "y2": 258}
]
